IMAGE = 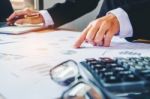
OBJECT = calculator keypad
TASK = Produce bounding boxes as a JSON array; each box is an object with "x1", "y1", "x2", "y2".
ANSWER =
[{"x1": 81, "y1": 57, "x2": 150, "y2": 92}]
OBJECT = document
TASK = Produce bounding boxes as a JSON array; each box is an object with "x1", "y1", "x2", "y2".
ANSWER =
[
  {"x1": 0, "y1": 24, "x2": 45, "y2": 35},
  {"x1": 0, "y1": 30, "x2": 149, "y2": 99}
]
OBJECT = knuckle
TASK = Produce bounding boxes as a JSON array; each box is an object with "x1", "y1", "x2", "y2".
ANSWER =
[
  {"x1": 93, "y1": 20, "x2": 100, "y2": 26},
  {"x1": 94, "y1": 35, "x2": 103, "y2": 43},
  {"x1": 86, "y1": 36, "x2": 93, "y2": 42},
  {"x1": 106, "y1": 34, "x2": 112, "y2": 40},
  {"x1": 85, "y1": 37, "x2": 90, "y2": 41},
  {"x1": 102, "y1": 20, "x2": 108, "y2": 25},
  {"x1": 95, "y1": 22, "x2": 99, "y2": 26},
  {"x1": 89, "y1": 21, "x2": 94, "y2": 26}
]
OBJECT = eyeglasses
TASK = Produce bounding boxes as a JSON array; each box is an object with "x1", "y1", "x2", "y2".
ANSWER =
[
  {"x1": 50, "y1": 60, "x2": 80, "y2": 86},
  {"x1": 49, "y1": 60, "x2": 103, "y2": 99}
]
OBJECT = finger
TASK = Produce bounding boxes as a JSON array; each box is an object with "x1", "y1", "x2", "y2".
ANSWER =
[
  {"x1": 73, "y1": 25, "x2": 91, "y2": 48},
  {"x1": 15, "y1": 17, "x2": 41, "y2": 25},
  {"x1": 86, "y1": 24, "x2": 99, "y2": 43},
  {"x1": 7, "y1": 8, "x2": 35, "y2": 21},
  {"x1": 7, "y1": 11, "x2": 28, "y2": 21},
  {"x1": 96, "y1": 38, "x2": 104, "y2": 46},
  {"x1": 7, "y1": 21, "x2": 14, "y2": 26},
  {"x1": 15, "y1": 19, "x2": 29, "y2": 24},
  {"x1": 104, "y1": 29, "x2": 114, "y2": 47},
  {"x1": 94, "y1": 21, "x2": 110, "y2": 45}
]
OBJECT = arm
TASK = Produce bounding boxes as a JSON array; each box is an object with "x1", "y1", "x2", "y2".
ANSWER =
[
  {"x1": 74, "y1": 0, "x2": 150, "y2": 48},
  {"x1": 7, "y1": 0, "x2": 99, "y2": 27},
  {"x1": 47, "y1": 0, "x2": 99, "y2": 27}
]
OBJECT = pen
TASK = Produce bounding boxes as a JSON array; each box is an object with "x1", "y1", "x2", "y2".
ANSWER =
[
  {"x1": 11, "y1": 13, "x2": 40, "y2": 26},
  {"x1": 12, "y1": 13, "x2": 40, "y2": 22},
  {"x1": 24, "y1": 13, "x2": 40, "y2": 19}
]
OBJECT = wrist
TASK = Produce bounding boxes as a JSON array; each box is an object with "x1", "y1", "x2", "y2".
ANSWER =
[{"x1": 108, "y1": 8, "x2": 133, "y2": 38}]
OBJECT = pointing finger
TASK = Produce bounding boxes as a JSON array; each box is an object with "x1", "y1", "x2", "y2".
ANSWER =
[{"x1": 73, "y1": 24, "x2": 91, "y2": 48}]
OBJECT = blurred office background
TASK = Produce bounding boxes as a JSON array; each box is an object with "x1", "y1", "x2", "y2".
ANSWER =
[{"x1": 10, "y1": 0, "x2": 103, "y2": 31}]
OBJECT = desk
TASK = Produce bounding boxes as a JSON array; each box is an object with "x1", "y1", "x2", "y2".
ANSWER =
[{"x1": 0, "y1": 29, "x2": 150, "y2": 99}]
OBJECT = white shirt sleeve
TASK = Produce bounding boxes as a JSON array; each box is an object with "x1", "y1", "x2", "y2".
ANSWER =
[
  {"x1": 108, "y1": 8, "x2": 133, "y2": 38},
  {"x1": 39, "y1": 10, "x2": 54, "y2": 27}
]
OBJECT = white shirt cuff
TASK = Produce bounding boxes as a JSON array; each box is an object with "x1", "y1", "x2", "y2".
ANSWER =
[
  {"x1": 39, "y1": 10, "x2": 54, "y2": 27},
  {"x1": 108, "y1": 8, "x2": 133, "y2": 38}
]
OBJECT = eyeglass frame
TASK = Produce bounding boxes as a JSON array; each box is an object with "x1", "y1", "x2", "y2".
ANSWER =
[
  {"x1": 49, "y1": 59, "x2": 105, "y2": 99},
  {"x1": 49, "y1": 59, "x2": 82, "y2": 86}
]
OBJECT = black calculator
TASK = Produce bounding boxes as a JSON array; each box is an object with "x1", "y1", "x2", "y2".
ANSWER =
[{"x1": 80, "y1": 57, "x2": 150, "y2": 98}]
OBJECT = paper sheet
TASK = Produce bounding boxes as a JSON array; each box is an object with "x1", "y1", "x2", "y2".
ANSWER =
[
  {"x1": 0, "y1": 26, "x2": 44, "y2": 34},
  {"x1": 0, "y1": 30, "x2": 150, "y2": 99}
]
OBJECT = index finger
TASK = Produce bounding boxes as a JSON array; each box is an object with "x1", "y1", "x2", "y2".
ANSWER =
[
  {"x1": 73, "y1": 25, "x2": 91, "y2": 48},
  {"x1": 7, "y1": 11, "x2": 28, "y2": 21}
]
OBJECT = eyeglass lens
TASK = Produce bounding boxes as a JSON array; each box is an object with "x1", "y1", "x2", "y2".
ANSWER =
[{"x1": 50, "y1": 60, "x2": 79, "y2": 86}]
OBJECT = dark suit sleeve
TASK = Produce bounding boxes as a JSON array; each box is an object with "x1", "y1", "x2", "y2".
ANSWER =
[
  {"x1": 121, "y1": 0, "x2": 150, "y2": 40},
  {"x1": 0, "y1": 0, "x2": 14, "y2": 22},
  {"x1": 46, "y1": 0, "x2": 99, "y2": 28}
]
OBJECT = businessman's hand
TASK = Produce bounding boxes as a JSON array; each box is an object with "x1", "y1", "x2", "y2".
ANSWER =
[
  {"x1": 7, "y1": 8, "x2": 44, "y2": 25},
  {"x1": 74, "y1": 14, "x2": 120, "y2": 48}
]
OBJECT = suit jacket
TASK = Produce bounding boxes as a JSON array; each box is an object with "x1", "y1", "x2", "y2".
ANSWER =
[
  {"x1": 0, "y1": 0, "x2": 14, "y2": 22},
  {"x1": 47, "y1": 0, "x2": 150, "y2": 40}
]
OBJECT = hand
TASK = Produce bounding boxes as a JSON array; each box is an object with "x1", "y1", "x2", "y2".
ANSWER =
[
  {"x1": 7, "y1": 8, "x2": 44, "y2": 25},
  {"x1": 74, "y1": 14, "x2": 120, "y2": 48}
]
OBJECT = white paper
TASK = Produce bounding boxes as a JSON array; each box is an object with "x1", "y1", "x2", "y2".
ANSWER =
[
  {"x1": 0, "y1": 30, "x2": 150, "y2": 99},
  {"x1": 0, "y1": 26, "x2": 44, "y2": 34}
]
